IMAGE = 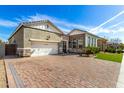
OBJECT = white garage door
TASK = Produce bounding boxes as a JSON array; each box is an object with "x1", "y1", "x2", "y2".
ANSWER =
[{"x1": 31, "y1": 42, "x2": 58, "y2": 56}]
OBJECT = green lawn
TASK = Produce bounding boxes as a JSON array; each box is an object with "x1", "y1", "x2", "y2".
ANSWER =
[{"x1": 96, "y1": 52, "x2": 123, "y2": 63}]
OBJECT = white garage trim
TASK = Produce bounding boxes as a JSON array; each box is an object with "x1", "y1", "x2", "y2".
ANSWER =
[
  {"x1": 29, "y1": 38, "x2": 60, "y2": 43},
  {"x1": 31, "y1": 41, "x2": 58, "y2": 56}
]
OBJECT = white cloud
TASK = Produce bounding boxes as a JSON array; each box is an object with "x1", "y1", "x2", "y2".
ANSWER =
[
  {"x1": 1, "y1": 12, "x2": 124, "y2": 43},
  {"x1": 90, "y1": 28, "x2": 111, "y2": 34},
  {"x1": 0, "y1": 19, "x2": 17, "y2": 27},
  {"x1": 86, "y1": 10, "x2": 124, "y2": 43},
  {"x1": 91, "y1": 24, "x2": 124, "y2": 35},
  {"x1": 107, "y1": 21, "x2": 124, "y2": 29},
  {"x1": 117, "y1": 27, "x2": 124, "y2": 33},
  {"x1": 89, "y1": 25, "x2": 124, "y2": 43},
  {"x1": 15, "y1": 13, "x2": 91, "y2": 32},
  {"x1": 15, "y1": 13, "x2": 124, "y2": 43},
  {"x1": 57, "y1": 26, "x2": 70, "y2": 32},
  {"x1": 91, "y1": 10, "x2": 124, "y2": 32}
]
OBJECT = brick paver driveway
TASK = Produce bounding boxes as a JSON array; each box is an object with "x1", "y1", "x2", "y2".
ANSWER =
[{"x1": 5, "y1": 55, "x2": 120, "y2": 88}]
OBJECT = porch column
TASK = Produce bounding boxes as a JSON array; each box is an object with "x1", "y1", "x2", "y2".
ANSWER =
[
  {"x1": 96, "y1": 39, "x2": 98, "y2": 47},
  {"x1": 66, "y1": 41, "x2": 68, "y2": 51}
]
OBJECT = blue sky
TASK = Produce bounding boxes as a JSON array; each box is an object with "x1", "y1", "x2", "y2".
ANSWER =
[{"x1": 0, "y1": 5, "x2": 124, "y2": 43}]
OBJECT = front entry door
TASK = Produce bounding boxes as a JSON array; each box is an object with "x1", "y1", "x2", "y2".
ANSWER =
[{"x1": 62, "y1": 41, "x2": 67, "y2": 53}]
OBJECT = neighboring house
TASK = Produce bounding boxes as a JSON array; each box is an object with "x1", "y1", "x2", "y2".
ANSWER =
[
  {"x1": 8, "y1": 20, "x2": 100, "y2": 57},
  {"x1": 97, "y1": 38, "x2": 108, "y2": 51},
  {"x1": 68, "y1": 29, "x2": 99, "y2": 53}
]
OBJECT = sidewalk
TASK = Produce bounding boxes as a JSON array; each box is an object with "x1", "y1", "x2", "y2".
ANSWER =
[{"x1": 116, "y1": 53, "x2": 124, "y2": 88}]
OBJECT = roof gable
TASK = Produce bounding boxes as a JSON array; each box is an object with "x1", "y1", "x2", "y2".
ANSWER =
[
  {"x1": 8, "y1": 20, "x2": 64, "y2": 40},
  {"x1": 68, "y1": 29, "x2": 85, "y2": 35},
  {"x1": 23, "y1": 20, "x2": 63, "y2": 34},
  {"x1": 68, "y1": 29, "x2": 100, "y2": 38}
]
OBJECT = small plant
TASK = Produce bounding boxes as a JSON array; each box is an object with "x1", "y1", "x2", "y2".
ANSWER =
[
  {"x1": 105, "y1": 47, "x2": 116, "y2": 53},
  {"x1": 91, "y1": 47, "x2": 100, "y2": 55},
  {"x1": 84, "y1": 47, "x2": 100, "y2": 56},
  {"x1": 117, "y1": 48, "x2": 122, "y2": 54},
  {"x1": 85, "y1": 47, "x2": 92, "y2": 57}
]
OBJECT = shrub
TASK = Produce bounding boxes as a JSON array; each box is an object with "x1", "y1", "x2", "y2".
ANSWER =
[
  {"x1": 85, "y1": 47, "x2": 92, "y2": 56},
  {"x1": 105, "y1": 47, "x2": 116, "y2": 53},
  {"x1": 105, "y1": 46, "x2": 123, "y2": 53},
  {"x1": 85, "y1": 47, "x2": 100, "y2": 56},
  {"x1": 117, "y1": 48, "x2": 122, "y2": 54},
  {"x1": 91, "y1": 47, "x2": 100, "y2": 54}
]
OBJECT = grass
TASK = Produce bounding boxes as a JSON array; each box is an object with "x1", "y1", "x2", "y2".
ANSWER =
[{"x1": 96, "y1": 52, "x2": 123, "y2": 63}]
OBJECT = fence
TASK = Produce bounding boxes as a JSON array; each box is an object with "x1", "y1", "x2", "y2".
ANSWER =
[{"x1": 0, "y1": 43, "x2": 5, "y2": 57}]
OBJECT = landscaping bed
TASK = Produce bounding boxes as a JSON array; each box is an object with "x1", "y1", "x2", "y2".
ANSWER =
[
  {"x1": 0, "y1": 58, "x2": 7, "y2": 88},
  {"x1": 96, "y1": 52, "x2": 123, "y2": 63}
]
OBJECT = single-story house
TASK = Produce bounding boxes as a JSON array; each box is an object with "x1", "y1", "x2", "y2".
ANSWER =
[
  {"x1": 97, "y1": 38, "x2": 108, "y2": 51},
  {"x1": 68, "y1": 29, "x2": 99, "y2": 53},
  {"x1": 8, "y1": 20, "x2": 100, "y2": 57}
]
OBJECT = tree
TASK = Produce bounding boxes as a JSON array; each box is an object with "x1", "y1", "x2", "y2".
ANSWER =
[
  {"x1": 107, "y1": 38, "x2": 123, "y2": 53},
  {"x1": 0, "y1": 39, "x2": 2, "y2": 44},
  {"x1": 109, "y1": 38, "x2": 122, "y2": 44},
  {"x1": 120, "y1": 43, "x2": 124, "y2": 49}
]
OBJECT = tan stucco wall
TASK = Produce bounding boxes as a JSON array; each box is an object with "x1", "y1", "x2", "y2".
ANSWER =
[
  {"x1": 8, "y1": 26, "x2": 62, "y2": 57},
  {"x1": 26, "y1": 22, "x2": 63, "y2": 34},
  {"x1": 23, "y1": 27, "x2": 62, "y2": 48},
  {"x1": 47, "y1": 22, "x2": 62, "y2": 34},
  {"x1": 9, "y1": 27, "x2": 24, "y2": 48}
]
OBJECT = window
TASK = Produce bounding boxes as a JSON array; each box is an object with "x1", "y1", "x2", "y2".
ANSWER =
[
  {"x1": 88, "y1": 36, "x2": 90, "y2": 46},
  {"x1": 73, "y1": 39, "x2": 77, "y2": 48},
  {"x1": 69, "y1": 41, "x2": 73, "y2": 48},
  {"x1": 78, "y1": 40, "x2": 83, "y2": 48},
  {"x1": 13, "y1": 40, "x2": 16, "y2": 44},
  {"x1": 42, "y1": 25, "x2": 45, "y2": 29},
  {"x1": 59, "y1": 42, "x2": 63, "y2": 48},
  {"x1": 94, "y1": 39, "x2": 96, "y2": 47},
  {"x1": 92, "y1": 38, "x2": 94, "y2": 46},
  {"x1": 46, "y1": 25, "x2": 49, "y2": 29}
]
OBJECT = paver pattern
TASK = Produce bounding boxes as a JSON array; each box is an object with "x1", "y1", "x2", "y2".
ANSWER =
[
  {"x1": 9, "y1": 55, "x2": 120, "y2": 88},
  {"x1": 0, "y1": 58, "x2": 7, "y2": 88}
]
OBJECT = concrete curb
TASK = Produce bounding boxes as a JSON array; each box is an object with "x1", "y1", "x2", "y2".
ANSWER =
[
  {"x1": 4, "y1": 58, "x2": 17, "y2": 88},
  {"x1": 8, "y1": 63, "x2": 24, "y2": 88},
  {"x1": 116, "y1": 53, "x2": 124, "y2": 88}
]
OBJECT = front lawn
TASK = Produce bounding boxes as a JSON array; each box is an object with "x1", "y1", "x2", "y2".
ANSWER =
[{"x1": 96, "y1": 52, "x2": 123, "y2": 63}]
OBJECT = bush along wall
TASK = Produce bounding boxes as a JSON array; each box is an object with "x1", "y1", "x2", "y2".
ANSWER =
[
  {"x1": 85, "y1": 47, "x2": 100, "y2": 56},
  {"x1": 105, "y1": 46, "x2": 123, "y2": 54}
]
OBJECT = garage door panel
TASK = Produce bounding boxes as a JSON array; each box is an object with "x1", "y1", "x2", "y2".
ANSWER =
[
  {"x1": 31, "y1": 48, "x2": 39, "y2": 56},
  {"x1": 31, "y1": 42, "x2": 58, "y2": 56}
]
